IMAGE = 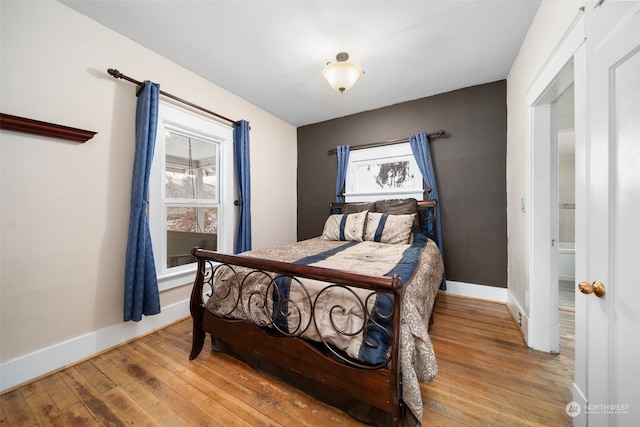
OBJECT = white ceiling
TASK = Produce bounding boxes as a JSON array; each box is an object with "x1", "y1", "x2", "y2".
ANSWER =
[{"x1": 61, "y1": 0, "x2": 541, "y2": 127}]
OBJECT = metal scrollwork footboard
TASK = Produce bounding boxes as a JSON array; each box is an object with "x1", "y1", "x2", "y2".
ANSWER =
[{"x1": 189, "y1": 248, "x2": 405, "y2": 426}]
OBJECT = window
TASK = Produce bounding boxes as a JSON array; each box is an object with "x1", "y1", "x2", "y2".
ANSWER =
[
  {"x1": 344, "y1": 143, "x2": 424, "y2": 202},
  {"x1": 150, "y1": 102, "x2": 235, "y2": 290}
]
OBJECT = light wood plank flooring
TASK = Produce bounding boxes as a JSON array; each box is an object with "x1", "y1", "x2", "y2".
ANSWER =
[
  {"x1": 559, "y1": 280, "x2": 575, "y2": 310},
  {"x1": 0, "y1": 294, "x2": 574, "y2": 426},
  {"x1": 424, "y1": 294, "x2": 574, "y2": 426}
]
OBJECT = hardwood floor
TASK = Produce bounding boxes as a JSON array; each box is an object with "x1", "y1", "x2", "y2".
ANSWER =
[
  {"x1": 424, "y1": 294, "x2": 574, "y2": 426},
  {"x1": 559, "y1": 280, "x2": 575, "y2": 310},
  {"x1": 0, "y1": 294, "x2": 574, "y2": 426}
]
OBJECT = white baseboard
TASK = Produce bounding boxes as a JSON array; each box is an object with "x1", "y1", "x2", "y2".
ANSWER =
[
  {"x1": 441, "y1": 282, "x2": 528, "y2": 343},
  {"x1": 439, "y1": 280, "x2": 508, "y2": 303},
  {"x1": 506, "y1": 292, "x2": 529, "y2": 343},
  {"x1": 0, "y1": 299, "x2": 190, "y2": 392},
  {"x1": 0, "y1": 282, "x2": 512, "y2": 392}
]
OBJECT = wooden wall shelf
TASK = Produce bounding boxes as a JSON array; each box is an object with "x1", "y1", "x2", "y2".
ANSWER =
[{"x1": 0, "y1": 113, "x2": 97, "y2": 143}]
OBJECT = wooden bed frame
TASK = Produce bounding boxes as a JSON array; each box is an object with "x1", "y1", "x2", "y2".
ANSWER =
[{"x1": 188, "y1": 200, "x2": 438, "y2": 426}]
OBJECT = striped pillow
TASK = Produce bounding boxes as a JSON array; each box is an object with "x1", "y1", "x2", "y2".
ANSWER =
[
  {"x1": 321, "y1": 211, "x2": 368, "y2": 241},
  {"x1": 364, "y1": 212, "x2": 416, "y2": 244}
]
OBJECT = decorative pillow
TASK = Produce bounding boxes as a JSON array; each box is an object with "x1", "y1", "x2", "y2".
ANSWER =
[
  {"x1": 364, "y1": 212, "x2": 416, "y2": 244},
  {"x1": 340, "y1": 202, "x2": 375, "y2": 214},
  {"x1": 375, "y1": 198, "x2": 421, "y2": 233},
  {"x1": 321, "y1": 211, "x2": 368, "y2": 241}
]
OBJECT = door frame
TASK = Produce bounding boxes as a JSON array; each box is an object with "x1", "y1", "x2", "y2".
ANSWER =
[{"x1": 525, "y1": 11, "x2": 585, "y2": 353}]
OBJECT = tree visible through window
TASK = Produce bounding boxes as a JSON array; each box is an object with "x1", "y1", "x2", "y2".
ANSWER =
[
  {"x1": 345, "y1": 143, "x2": 422, "y2": 202},
  {"x1": 373, "y1": 161, "x2": 411, "y2": 188}
]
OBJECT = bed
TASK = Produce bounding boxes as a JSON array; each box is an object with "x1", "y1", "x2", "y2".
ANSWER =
[{"x1": 189, "y1": 198, "x2": 444, "y2": 426}]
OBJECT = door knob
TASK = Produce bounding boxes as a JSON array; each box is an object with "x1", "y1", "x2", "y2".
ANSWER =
[{"x1": 578, "y1": 281, "x2": 606, "y2": 298}]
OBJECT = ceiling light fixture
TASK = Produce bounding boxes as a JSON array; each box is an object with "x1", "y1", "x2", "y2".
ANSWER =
[{"x1": 322, "y1": 52, "x2": 363, "y2": 93}]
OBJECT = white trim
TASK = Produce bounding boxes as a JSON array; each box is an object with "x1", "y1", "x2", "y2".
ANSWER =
[
  {"x1": 0, "y1": 299, "x2": 190, "y2": 392},
  {"x1": 526, "y1": 11, "x2": 585, "y2": 104},
  {"x1": 150, "y1": 101, "x2": 235, "y2": 291},
  {"x1": 158, "y1": 268, "x2": 199, "y2": 292},
  {"x1": 439, "y1": 280, "x2": 508, "y2": 303},
  {"x1": 507, "y1": 290, "x2": 530, "y2": 344},
  {"x1": 345, "y1": 190, "x2": 425, "y2": 203},
  {"x1": 0, "y1": 282, "x2": 507, "y2": 392},
  {"x1": 524, "y1": 13, "x2": 585, "y2": 353},
  {"x1": 344, "y1": 142, "x2": 423, "y2": 202},
  {"x1": 441, "y1": 285, "x2": 529, "y2": 344},
  {"x1": 528, "y1": 103, "x2": 560, "y2": 352}
]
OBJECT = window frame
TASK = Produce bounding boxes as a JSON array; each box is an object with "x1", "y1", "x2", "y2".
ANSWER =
[
  {"x1": 149, "y1": 101, "x2": 236, "y2": 291},
  {"x1": 344, "y1": 143, "x2": 424, "y2": 203}
]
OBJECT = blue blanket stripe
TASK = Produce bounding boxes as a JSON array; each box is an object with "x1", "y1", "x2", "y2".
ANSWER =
[
  {"x1": 358, "y1": 233, "x2": 428, "y2": 364},
  {"x1": 338, "y1": 214, "x2": 348, "y2": 241},
  {"x1": 273, "y1": 241, "x2": 359, "y2": 333},
  {"x1": 271, "y1": 236, "x2": 428, "y2": 366},
  {"x1": 373, "y1": 213, "x2": 389, "y2": 242}
]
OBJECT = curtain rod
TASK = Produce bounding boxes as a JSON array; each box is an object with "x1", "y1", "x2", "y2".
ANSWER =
[
  {"x1": 327, "y1": 130, "x2": 447, "y2": 155},
  {"x1": 107, "y1": 68, "x2": 238, "y2": 125}
]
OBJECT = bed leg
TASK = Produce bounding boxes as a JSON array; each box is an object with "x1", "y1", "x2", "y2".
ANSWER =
[
  {"x1": 189, "y1": 257, "x2": 207, "y2": 360},
  {"x1": 189, "y1": 299, "x2": 205, "y2": 360},
  {"x1": 391, "y1": 402, "x2": 403, "y2": 427},
  {"x1": 189, "y1": 324, "x2": 205, "y2": 360}
]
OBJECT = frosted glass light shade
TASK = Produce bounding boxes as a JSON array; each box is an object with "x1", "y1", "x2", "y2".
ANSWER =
[{"x1": 322, "y1": 60, "x2": 363, "y2": 93}]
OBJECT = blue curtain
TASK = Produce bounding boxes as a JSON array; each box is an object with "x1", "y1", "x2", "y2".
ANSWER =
[
  {"x1": 335, "y1": 145, "x2": 350, "y2": 202},
  {"x1": 124, "y1": 81, "x2": 161, "y2": 322},
  {"x1": 409, "y1": 132, "x2": 446, "y2": 290},
  {"x1": 234, "y1": 120, "x2": 252, "y2": 254}
]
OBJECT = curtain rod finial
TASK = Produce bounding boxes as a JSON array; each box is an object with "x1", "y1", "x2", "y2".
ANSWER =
[
  {"x1": 106, "y1": 67, "x2": 238, "y2": 124},
  {"x1": 108, "y1": 68, "x2": 122, "y2": 79}
]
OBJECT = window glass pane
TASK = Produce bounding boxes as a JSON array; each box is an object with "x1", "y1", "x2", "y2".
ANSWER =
[
  {"x1": 356, "y1": 160, "x2": 412, "y2": 190},
  {"x1": 166, "y1": 206, "x2": 217, "y2": 267},
  {"x1": 165, "y1": 132, "x2": 217, "y2": 201}
]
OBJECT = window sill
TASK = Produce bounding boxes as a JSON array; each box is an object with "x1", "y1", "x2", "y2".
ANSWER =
[
  {"x1": 158, "y1": 267, "x2": 198, "y2": 292},
  {"x1": 345, "y1": 189, "x2": 425, "y2": 203}
]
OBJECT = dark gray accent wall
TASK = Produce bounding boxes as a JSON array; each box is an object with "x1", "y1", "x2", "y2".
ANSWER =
[{"x1": 297, "y1": 80, "x2": 507, "y2": 288}]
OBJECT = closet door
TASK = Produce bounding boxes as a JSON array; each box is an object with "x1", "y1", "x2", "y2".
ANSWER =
[{"x1": 578, "y1": 1, "x2": 640, "y2": 425}]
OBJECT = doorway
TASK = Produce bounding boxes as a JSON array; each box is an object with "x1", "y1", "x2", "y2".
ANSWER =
[
  {"x1": 528, "y1": 57, "x2": 578, "y2": 353},
  {"x1": 556, "y1": 84, "x2": 575, "y2": 314},
  {"x1": 525, "y1": 6, "x2": 586, "y2": 354},
  {"x1": 526, "y1": 5, "x2": 640, "y2": 424},
  {"x1": 555, "y1": 84, "x2": 576, "y2": 386}
]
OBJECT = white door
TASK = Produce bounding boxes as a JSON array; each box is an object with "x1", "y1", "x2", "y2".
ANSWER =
[{"x1": 573, "y1": 1, "x2": 640, "y2": 426}]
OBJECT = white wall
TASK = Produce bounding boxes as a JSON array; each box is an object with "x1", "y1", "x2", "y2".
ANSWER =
[
  {"x1": 0, "y1": 0, "x2": 297, "y2": 389},
  {"x1": 506, "y1": 1, "x2": 583, "y2": 328}
]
